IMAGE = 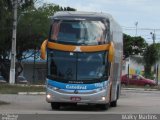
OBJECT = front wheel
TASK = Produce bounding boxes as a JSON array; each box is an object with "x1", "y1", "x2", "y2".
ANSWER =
[
  {"x1": 110, "y1": 100, "x2": 117, "y2": 107},
  {"x1": 51, "y1": 102, "x2": 60, "y2": 110},
  {"x1": 110, "y1": 85, "x2": 119, "y2": 107}
]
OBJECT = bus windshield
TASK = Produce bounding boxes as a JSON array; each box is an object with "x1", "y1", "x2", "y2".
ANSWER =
[
  {"x1": 47, "y1": 49, "x2": 108, "y2": 83},
  {"x1": 50, "y1": 20, "x2": 108, "y2": 45}
]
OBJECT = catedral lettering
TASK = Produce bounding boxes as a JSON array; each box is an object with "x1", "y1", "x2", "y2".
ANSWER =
[
  {"x1": 41, "y1": 11, "x2": 123, "y2": 110},
  {"x1": 66, "y1": 85, "x2": 87, "y2": 90}
]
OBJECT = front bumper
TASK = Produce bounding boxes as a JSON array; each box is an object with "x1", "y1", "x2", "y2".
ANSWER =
[{"x1": 46, "y1": 88, "x2": 110, "y2": 104}]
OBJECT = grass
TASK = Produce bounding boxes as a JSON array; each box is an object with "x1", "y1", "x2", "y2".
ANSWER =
[
  {"x1": 1, "y1": 83, "x2": 159, "y2": 94},
  {"x1": 0, "y1": 84, "x2": 45, "y2": 94}
]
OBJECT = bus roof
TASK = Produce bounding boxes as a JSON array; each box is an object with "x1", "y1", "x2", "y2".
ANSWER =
[{"x1": 51, "y1": 11, "x2": 114, "y2": 21}]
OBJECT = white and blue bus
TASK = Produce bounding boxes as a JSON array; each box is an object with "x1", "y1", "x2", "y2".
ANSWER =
[{"x1": 41, "y1": 11, "x2": 123, "y2": 110}]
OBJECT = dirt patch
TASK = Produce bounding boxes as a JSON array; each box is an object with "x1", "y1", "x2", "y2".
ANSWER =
[{"x1": 0, "y1": 100, "x2": 10, "y2": 105}]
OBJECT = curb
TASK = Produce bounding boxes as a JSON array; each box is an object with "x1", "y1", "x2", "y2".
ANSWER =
[
  {"x1": 122, "y1": 88, "x2": 158, "y2": 91},
  {"x1": 18, "y1": 92, "x2": 45, "y2": 95}
]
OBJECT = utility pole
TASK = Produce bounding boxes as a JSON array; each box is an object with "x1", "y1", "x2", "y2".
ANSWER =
[
  {"x1": 150, "y1": 29, "x2": 156, "y2": 44},
  {"x1": 9, "y1": 0, "x2": 17, "y2": 84},
  {"x1": 156, "y1": 65, "x2": 159, "y2": 85},
  {"x1": 150, "y1": 29, "x2": 158, "y2": 84}
]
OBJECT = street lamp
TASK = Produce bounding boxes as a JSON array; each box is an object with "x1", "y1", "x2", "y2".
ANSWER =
[
  {"x1": 135, "y1": 21, "x2": 138, "y2": 36},
  {"x1": 150, "y1": 31, "x2": 156, "y2": 44}
]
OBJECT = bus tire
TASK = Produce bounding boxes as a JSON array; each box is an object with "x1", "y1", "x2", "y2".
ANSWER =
[
  {"x1": 110, "y1": 100, "x2": 117, "y2": 107},
  {"x1": 99, "y1": 103, "x2": 109, "y2": 110},
  {"x1": 51, "y1": 102, "x2": 60, "y2": 110},
  {"x1": 110, "y1": 86, "x2": 119, "y2": 107}
]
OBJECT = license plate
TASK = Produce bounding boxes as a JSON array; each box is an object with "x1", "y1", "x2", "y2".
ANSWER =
[{"x1": 70, "y1": 97, "x2": 81, "y2": 101}]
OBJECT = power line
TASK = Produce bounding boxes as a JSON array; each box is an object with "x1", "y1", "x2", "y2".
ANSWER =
[
  {"x1": 122, "y1": 26, "x2": 160, "y2": 31},
  {"x1": 122, "y1": 26, "x2": 160, "y2": 43}
]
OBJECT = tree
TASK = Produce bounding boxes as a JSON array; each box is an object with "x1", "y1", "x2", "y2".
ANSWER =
[
  {"x1": 0, "y1": 1, "x2": 76, "y2": 82},
  {"x1": 123, "y1": 34, "x2": 160, "y2": 79},
  {"x1": 0, "y1": 0, "x2": 13, "y2": 60},
  {"x1": 63, "y1": 6, "x2": 76, "y2": 11},
  {"x1": 16, "y1": 4, "x2": 66, "y2": 61},
  {"x1": 130, "y1": 43, "x2": 160, "y2": 79},
  {"x1": 16, "y1": 3, "x2": 76, "y2": 61},
  {"x1": 123, "y1": 34, "x2": 148, "y2": 58},
  {"x1": 143, "y1": 43, "x2": 160, "y2": 78},
  {"x1": 0, "y1": 0, "x2": 34, "y2": 82}
]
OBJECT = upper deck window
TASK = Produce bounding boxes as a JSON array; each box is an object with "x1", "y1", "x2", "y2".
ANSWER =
[{"x1": 50, "y1": 20, "x2": 109, "y2": 45}]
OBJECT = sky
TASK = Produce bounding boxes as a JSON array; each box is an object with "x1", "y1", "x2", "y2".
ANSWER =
[{"x1": 41, "y1": 0, "x2": 160, "y2": 43}]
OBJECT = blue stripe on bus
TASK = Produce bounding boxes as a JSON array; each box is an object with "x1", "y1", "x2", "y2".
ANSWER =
[{"x1": 47, "y1": 79, "x2": 108, "y2": 90}]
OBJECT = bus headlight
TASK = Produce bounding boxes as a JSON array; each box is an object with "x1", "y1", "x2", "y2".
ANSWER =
[
  {"x1": 47, "y1": 94, "x2": 51, "y2": 99},
  {"x1": 101, "y1": 96, "x2": 106, "y2": 101}
]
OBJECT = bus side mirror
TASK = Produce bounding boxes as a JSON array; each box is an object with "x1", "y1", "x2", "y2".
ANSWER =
[
  {"x1": 108, "y1": 42, "x2": 115, "y2": 62},
  {"x1": 40, "y1": 40, "x2": 48, "y2": 60}
]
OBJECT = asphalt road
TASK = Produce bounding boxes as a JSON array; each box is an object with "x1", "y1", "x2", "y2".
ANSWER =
[{"x1": 0, "y1": 89, "x2": 160, "y2": 120}]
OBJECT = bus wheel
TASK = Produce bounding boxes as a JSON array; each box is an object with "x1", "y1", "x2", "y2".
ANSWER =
[
  {"x1": 110, "y1": 85, "x2": 119, "y2": 107},
  {"x1": 110, "y1": 100, "x2": 117, "y2": 107},
  {"x1": 99, "y1": 103, "x2": 109, "y2": 110},
  {"x1": 51, "y1": 102, "x2": 60, "y2": 110}
]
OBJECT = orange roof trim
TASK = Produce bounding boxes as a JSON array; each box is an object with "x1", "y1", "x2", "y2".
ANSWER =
[{"x1": 47, "y1": 41, "x2": 110, "y2": 52}]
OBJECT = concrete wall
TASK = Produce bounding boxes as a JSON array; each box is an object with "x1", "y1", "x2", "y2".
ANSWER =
[
  {"x1": 122, "y1": 57, "x2": 144, "y2": 75},
  {"x1": 22, "y1": 63, "x2": 46, "y2": 84}
]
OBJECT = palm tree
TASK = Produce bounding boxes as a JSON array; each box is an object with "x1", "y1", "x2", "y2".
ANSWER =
[{"x1": 143, "y1": 44, "x2": 160, "y2": 77}]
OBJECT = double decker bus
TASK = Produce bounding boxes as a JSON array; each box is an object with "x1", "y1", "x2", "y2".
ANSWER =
[{"x1": 41, "y1": 11, "x2": 123, "y2": 110}]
